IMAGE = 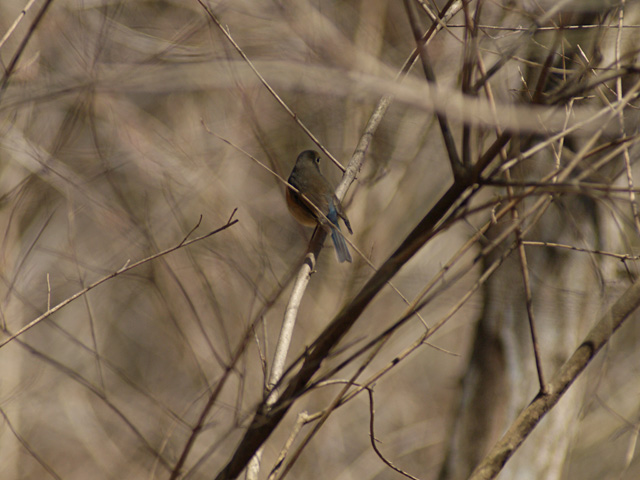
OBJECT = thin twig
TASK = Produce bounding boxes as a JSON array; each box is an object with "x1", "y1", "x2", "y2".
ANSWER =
[
  {"x1": 0, "y1": 0, "x2": 39, "y2": 50},
  {"x1": 276, "y1": 339, "x2": 388, "y2": 480},
  {"x1": 213, "y1": 122, "x2": 510, "y2": 480},
  {"x1": 46, "y1": 273, "x2": 51, "y2": 311},
  {"x1": 512, "y1": 190, "x2": 548, "y2": 393},
  {"x1": 450, "y1": 23, "x2": 640, "y2": 31},
  {"x1": 367, "y1": 388, "x2": 420, "y2": 480},
  {"x1": 266, "y1": 412, "x2": 308, "y2": 480},
  {"x1": 403, "y1": 0, "x2": 464, "y2": 179},
  {"x1": 310, "y1": 168, "x2": 580, "y2": 400},
  {"x1": 615, "y1": 1, "x2": 640, "y2": 235},
  {"x1": 0, "y1": 0, "x2": 55, "y2": 99},
  {"x1": 522, "y1": 241, "x2": 640, "y2": 261},
  {"x1": 469, "y1": 274, "x2": 640, "y2": 480},
  {"x1": 0, "y1": 212, "x2": 238, "y2": 348},
  {"x1": 171, "y1": 262, "x2": 301, "y2": 480},
  {"x1": 476, "y1": 23, "x2": 550, "y2": 396},
  {"x1": 15, "y1": 336, "x2": 174, "y2": 470},
  {"x1": 0, "y1": 406, "x2": 62, "y2": 480},
  {"x1": 196, "y1": 0, "x2": 344, "y2": 172}
]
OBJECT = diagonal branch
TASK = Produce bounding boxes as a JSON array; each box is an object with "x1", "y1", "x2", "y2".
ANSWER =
[
  {"x1": 213, "y1": 131, "x2": 511, "y2": 480},
  {"x1": 403, "y1": 0, "x2": 464, "y2": 179},
  {"x1": 468, "y1": 273, "x2": 640, "y2": 480},
  {"x1": 0, "y1": 0, "x2": 55, "y2": 100},
  {"x1": 0, "y1": 212, "x2": 238, "y2": 348},
  {"x1": 196, "y1": 0, "x2": 345, "y2": 172}
]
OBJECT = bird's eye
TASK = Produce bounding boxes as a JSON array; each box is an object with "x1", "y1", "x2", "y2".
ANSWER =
[{"x1": 315, "y1": 157, "x2": 320, "y2": 164}]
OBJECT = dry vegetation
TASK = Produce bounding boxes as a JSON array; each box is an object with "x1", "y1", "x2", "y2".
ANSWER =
[{"x1": 1, "y1": 1, "x2": 640, "y2": 479}]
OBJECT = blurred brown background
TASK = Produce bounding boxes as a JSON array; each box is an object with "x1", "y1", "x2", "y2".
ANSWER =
[{"x1": 1, "y1": 1, "x2": 640, "y2": 479}]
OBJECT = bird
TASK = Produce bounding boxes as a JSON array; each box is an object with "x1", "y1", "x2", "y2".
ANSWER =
[{"x1": 286, "y1": 150, "x2": 353, "y2": 263}]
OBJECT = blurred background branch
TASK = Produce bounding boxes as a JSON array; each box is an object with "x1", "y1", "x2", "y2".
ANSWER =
[{"x1": 2, "y1": 1, "x2": 640, "y2": 480}]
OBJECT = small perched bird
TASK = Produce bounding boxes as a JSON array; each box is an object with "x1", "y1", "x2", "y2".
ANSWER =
[{"x1": 286, "y1": 150, "x2": 353, "y2": 263}]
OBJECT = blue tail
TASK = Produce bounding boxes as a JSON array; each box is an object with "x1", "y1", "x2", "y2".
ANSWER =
[{"x1": 331, "y1": 228, "x2": 352, "y2": 263}]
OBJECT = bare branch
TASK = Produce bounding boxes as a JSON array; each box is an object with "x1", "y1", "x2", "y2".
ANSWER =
[
  {"x1": 469, "y1": 274, "x2": 640, "y2": 480},
  {"x1": 0, "y1": 213, "x2": 238, "y2": 348},
  {"x1": 0, "y1": 0, "x2": 54, "y2": 99}
]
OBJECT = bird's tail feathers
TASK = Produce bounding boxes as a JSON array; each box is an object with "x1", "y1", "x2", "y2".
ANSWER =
[{"x1": 331, "y1": 228, "x2": 352, "y2": 263}]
